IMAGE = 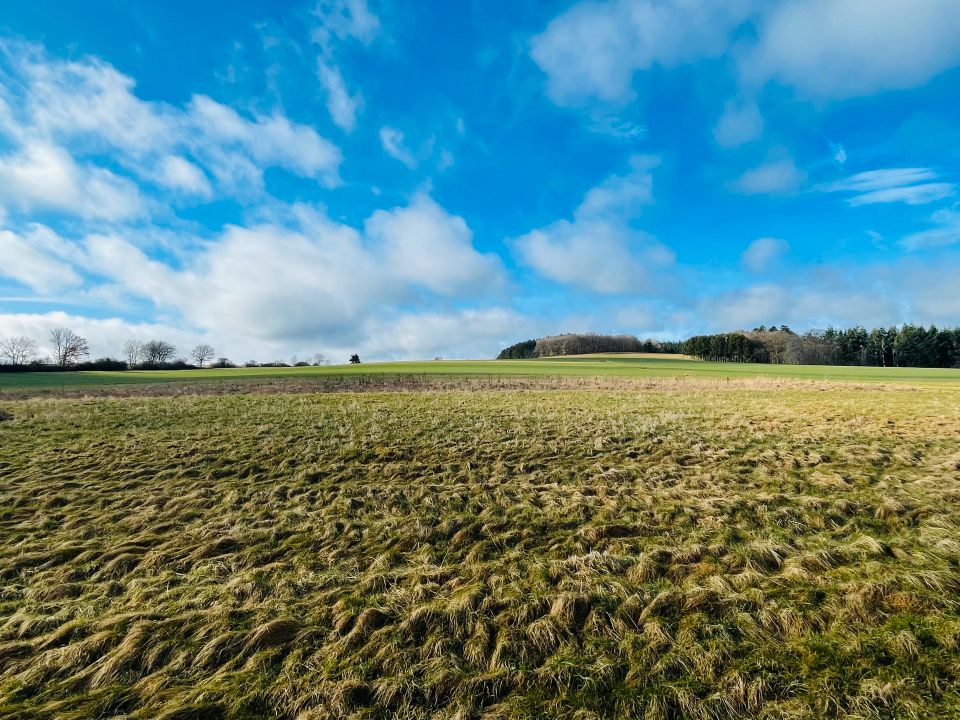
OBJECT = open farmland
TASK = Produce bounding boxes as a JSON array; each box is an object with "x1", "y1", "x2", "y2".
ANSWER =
[
  {"x1": 3, "y1": 380, "x2": 960, "y2": 719},
  {"x1": 2, "y1": 354, "x2": 960, "y2": 396}
]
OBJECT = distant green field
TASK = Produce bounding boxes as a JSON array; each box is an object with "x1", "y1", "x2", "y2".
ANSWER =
[{"x1": 1, "y1": 354, "x2": 959, "y2": 391}]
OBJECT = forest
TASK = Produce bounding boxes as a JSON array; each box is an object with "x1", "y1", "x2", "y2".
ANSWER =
[
  {"x1": 497, "y1": 333, "x2": 681, "y2": 359},
  {"x1": 497, "y1": 326, "x2": 960, "y2": 369},
  {"x1": 684, "y1": 325, "x2": 960, "y2": 367}
]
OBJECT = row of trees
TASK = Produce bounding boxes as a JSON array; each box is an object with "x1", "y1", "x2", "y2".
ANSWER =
[
  {"x1": 498, "y1": 333, "x2": 682, "y2": 359},
  {"x1": 0, "y1": 328, "x2": 348, "y2": 371},
  {"x1": 1, "y1": 329, "x2": 92, "y2": 368},
  {"x1": 0, "y1": 329, "x2": 219, "y2": 369},
  {"x1": 685, "y1": 325, "x2": 960, "y2": 368}
]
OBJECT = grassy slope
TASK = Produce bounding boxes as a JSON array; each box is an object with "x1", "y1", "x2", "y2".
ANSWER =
[
  {"x1": 2, "y1": 386, "x2": 960, "y2": 718},
  {"x1": 2, "y1": 354, "x2": 959, "y2": 390}
]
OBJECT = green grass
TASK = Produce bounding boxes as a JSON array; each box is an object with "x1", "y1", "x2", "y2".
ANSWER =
[
  {"x1": 2, "y1": 354, "x2": 959, "y2": 392},
  {"x1": 3, "y1": 383, "x2": 960, "y2": 718}
]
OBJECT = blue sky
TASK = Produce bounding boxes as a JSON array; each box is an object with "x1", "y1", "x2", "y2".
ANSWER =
[{"x1": 1, "y1": 0, "x2": 959, "y2": 362}]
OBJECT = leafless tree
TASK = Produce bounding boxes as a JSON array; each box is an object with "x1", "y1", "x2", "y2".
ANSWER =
[
  {"x1": 143, "y1": 340, "x2": 177, "y2": 365},
  {"x1": 534, "y1": 333, "x2": 645, "y2": 357},
  {"x1": 49, "y1": 328, "x2": 90, "y2": 367},
  {"x1": 123, "y1": 339, "x2": 145, "y2": 367},
  {"x1": 1, "y1": 336, "x2": 38, "y2": 365},
  {"x1": 191, "y1": 344, "x2": 215, "y2": 366},
  {"x1": 760, "y1": 331, "x2": 789, "y2": 365},
  {"x1": 313, "y1": 353, "x2": 329, "y2": 366}
]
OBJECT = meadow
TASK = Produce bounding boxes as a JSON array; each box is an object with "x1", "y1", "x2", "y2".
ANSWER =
[
  {"x1": 2, "y1": 372, "x2": 960, "y2": 718},
  {"x1": 2, "y1": 354, "x2": 960, "y2": 395}
]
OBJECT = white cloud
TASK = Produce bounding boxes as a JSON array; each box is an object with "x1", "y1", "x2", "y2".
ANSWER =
[
  {"x1": 311, "y1": 0, "x2": 379, "y2": 132},
  {"x1": 379, "y1": 126, "x2": 416, "y2": 168},
  {"x1": 899, "y1": 209, "x2": 960, "y2": 251},
  {"x1": 437, "y1": 149, "x2": 455, "y2": 171},
  {"x1": 530, "y1": 0, "x2": 756, "y2": 105},
  {"x1": 585, "y1": 114, "x2": 647, "y2": 141},
  {"x1": 365, "y1": 194, "x2": 505, "y2": 296},
  {"x1": 317, "y1": 61, "x2": 360, "y2": 132},
  {"x1": 363, "y1": 308, "x2": 534, "y2": 360},
  {"x1": 187, "y1": 96, "x2": 342, "y2": 186},
  {"x1": 825, "y1": 168, "x2": 955, "y2": 206},
  {"x1": 733, "y1": 154, "x2": 806, "y2": 195},
  {"x1": 699, "y1": 279, "x2": 891, "y2": 332},
  {"x1": 0, "y1": 141, "x2": 146, "y2": 220},
  {"x1": 0, "y1": 41, "x2": 342, "y2": 219},
  {"x1": 713, "y1": 99, "x2": 763, "y2": 147},
  {"x1": 30, "y1": 195, "x2": 506, "y2": 347},
  {"x1": 7, "y1": 48, "x2": 172, "y2": 156},
  {"x1": 532, "y1": 0, "x2": 960, "y2": 112},
  {"x1": 745, "y1": 0, "x2": 960, "y2": 100},
  {"x1": 0, "y1": 305, "x2": 535, "y2": 364},
  {"x1": 0, "y1": 226, "x2": 82, "y2": 292},
  {"x1": 741, "y1": 237, "x2": 789, "y2": 273},
  {"x1": 831, "y1": 143, "x2": 847, "y2": 165},
  {"x1": 0, "y1": 311, "x2": 206, "y2": 363},
  {"x1": 312, "y1": 0, "x2": 380, "y2": 49},
  {"x1": 155, "y1": 155, "x2": 213, "y2": 197},
  {"x1": 513, "y1": 156, "x2": 673, "y2": 293}
]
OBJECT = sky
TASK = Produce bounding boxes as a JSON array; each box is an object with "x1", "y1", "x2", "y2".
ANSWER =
[{"x1": 1, "y1": 0, "x2": 959, "y2": 363}]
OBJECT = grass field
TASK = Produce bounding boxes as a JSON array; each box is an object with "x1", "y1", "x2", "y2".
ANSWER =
[
  {"x1": 3, "y1": 378, "x2": 960, "y2": 718},
  {"x1": 2, "y1": 354, "x2": 960, "y2": 394}
]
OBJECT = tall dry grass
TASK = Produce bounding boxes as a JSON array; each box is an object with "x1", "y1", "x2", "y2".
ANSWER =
[{"x1": 1, "y1": 386, "x2": 960, "y2": 718}]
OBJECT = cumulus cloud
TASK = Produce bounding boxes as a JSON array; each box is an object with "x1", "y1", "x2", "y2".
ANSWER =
[
  {"x1": 0, "y1": 141, "x2": 146, "y2": 220},
  {"x1": 741, "y1": 237, "x2": 789, "y2": 273},
  {"x1": 530, "y1": 0, "x2": 756, "y2": 105},
  {"x1": 745, "y1": 0, "x2": 960, "y2": 100},
  {"x1": 0, "y1": 225, "x2": 83, "y2": 292},
  {"x1": 2, "y1": 194, "x2": 507, "y2": 349},
  {"x1": 732, "y1": 154, "x2": 806, "y2": 195},
  {"x1": 0, "y1": 40, "x2": 342, "y2": 217},
  {"x1": 531, "y1": 0, "x2": 960, "y2": 110},
  {"x1": 825, "y1": 168, "x2": 955, "y2": 206},
  {"x1": 697, "y1": 280, "x2": 881, "y2": 332},
  {"x1": 0, "y1": 311, "x2": 206, "y2": 364},
  {"x1": 513, "y1": 156, "x2": 674, "y2": 293},
  {"x1": 154, "y1": 155, "x2": 213, "y2": 197},
  {"x1": 365, "y1": 194, "x2": 505, "y2": 296},
  {"x1": 362, "y1": 308, "x2": 535, "y2": 360},
  {"x1": 187, "y1": 96, "x2": 341, "y2": 187}
]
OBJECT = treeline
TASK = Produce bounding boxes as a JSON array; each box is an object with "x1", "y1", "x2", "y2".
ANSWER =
[
  {"x1": 498, "y1": 333, "x2": 682, "y2": 359},
  {"x1": 0, "y1": 327, "x2": 343, "y2": 372},
  {"x1": 685, "y1": 325, "x2": 960, "y2": 368}
]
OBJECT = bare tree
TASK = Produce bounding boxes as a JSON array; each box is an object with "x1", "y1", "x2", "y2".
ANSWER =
[
  {"x1": 143, "y1": 340, "x2": 177, "y2": 365},
  {"x1": 191, "y1": 344, "x2": 215, "y2": 367},
  {"x1": 123, "y1": 339, "x2": 145, "y2": 367},
  {"x1": 313, "y1": 353, "x2": 329, "y2": 366},
  {"x1": 49, "y1": 328, "x2": 90, "y2": 367},
  {"x1": 1, "y1": 336, "x2": 38, "y2": 365}
]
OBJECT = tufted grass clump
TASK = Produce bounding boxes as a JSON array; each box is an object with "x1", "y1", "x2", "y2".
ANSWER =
[{"x1": 2, "y1": 383, "x2": 960, "y2": 718}]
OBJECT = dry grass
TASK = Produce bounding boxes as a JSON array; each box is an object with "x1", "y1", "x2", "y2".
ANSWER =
[
  {"x1": 2, "y1": 384, "x2": 960, "y2": 718},
  {"x1": 0, "y1": 372, "x2": 925, "y2": 401}
]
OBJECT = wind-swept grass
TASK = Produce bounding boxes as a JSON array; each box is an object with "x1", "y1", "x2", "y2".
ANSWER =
[{"x1": 2, "y1": 383, "x2": 960, "y2": 718}]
